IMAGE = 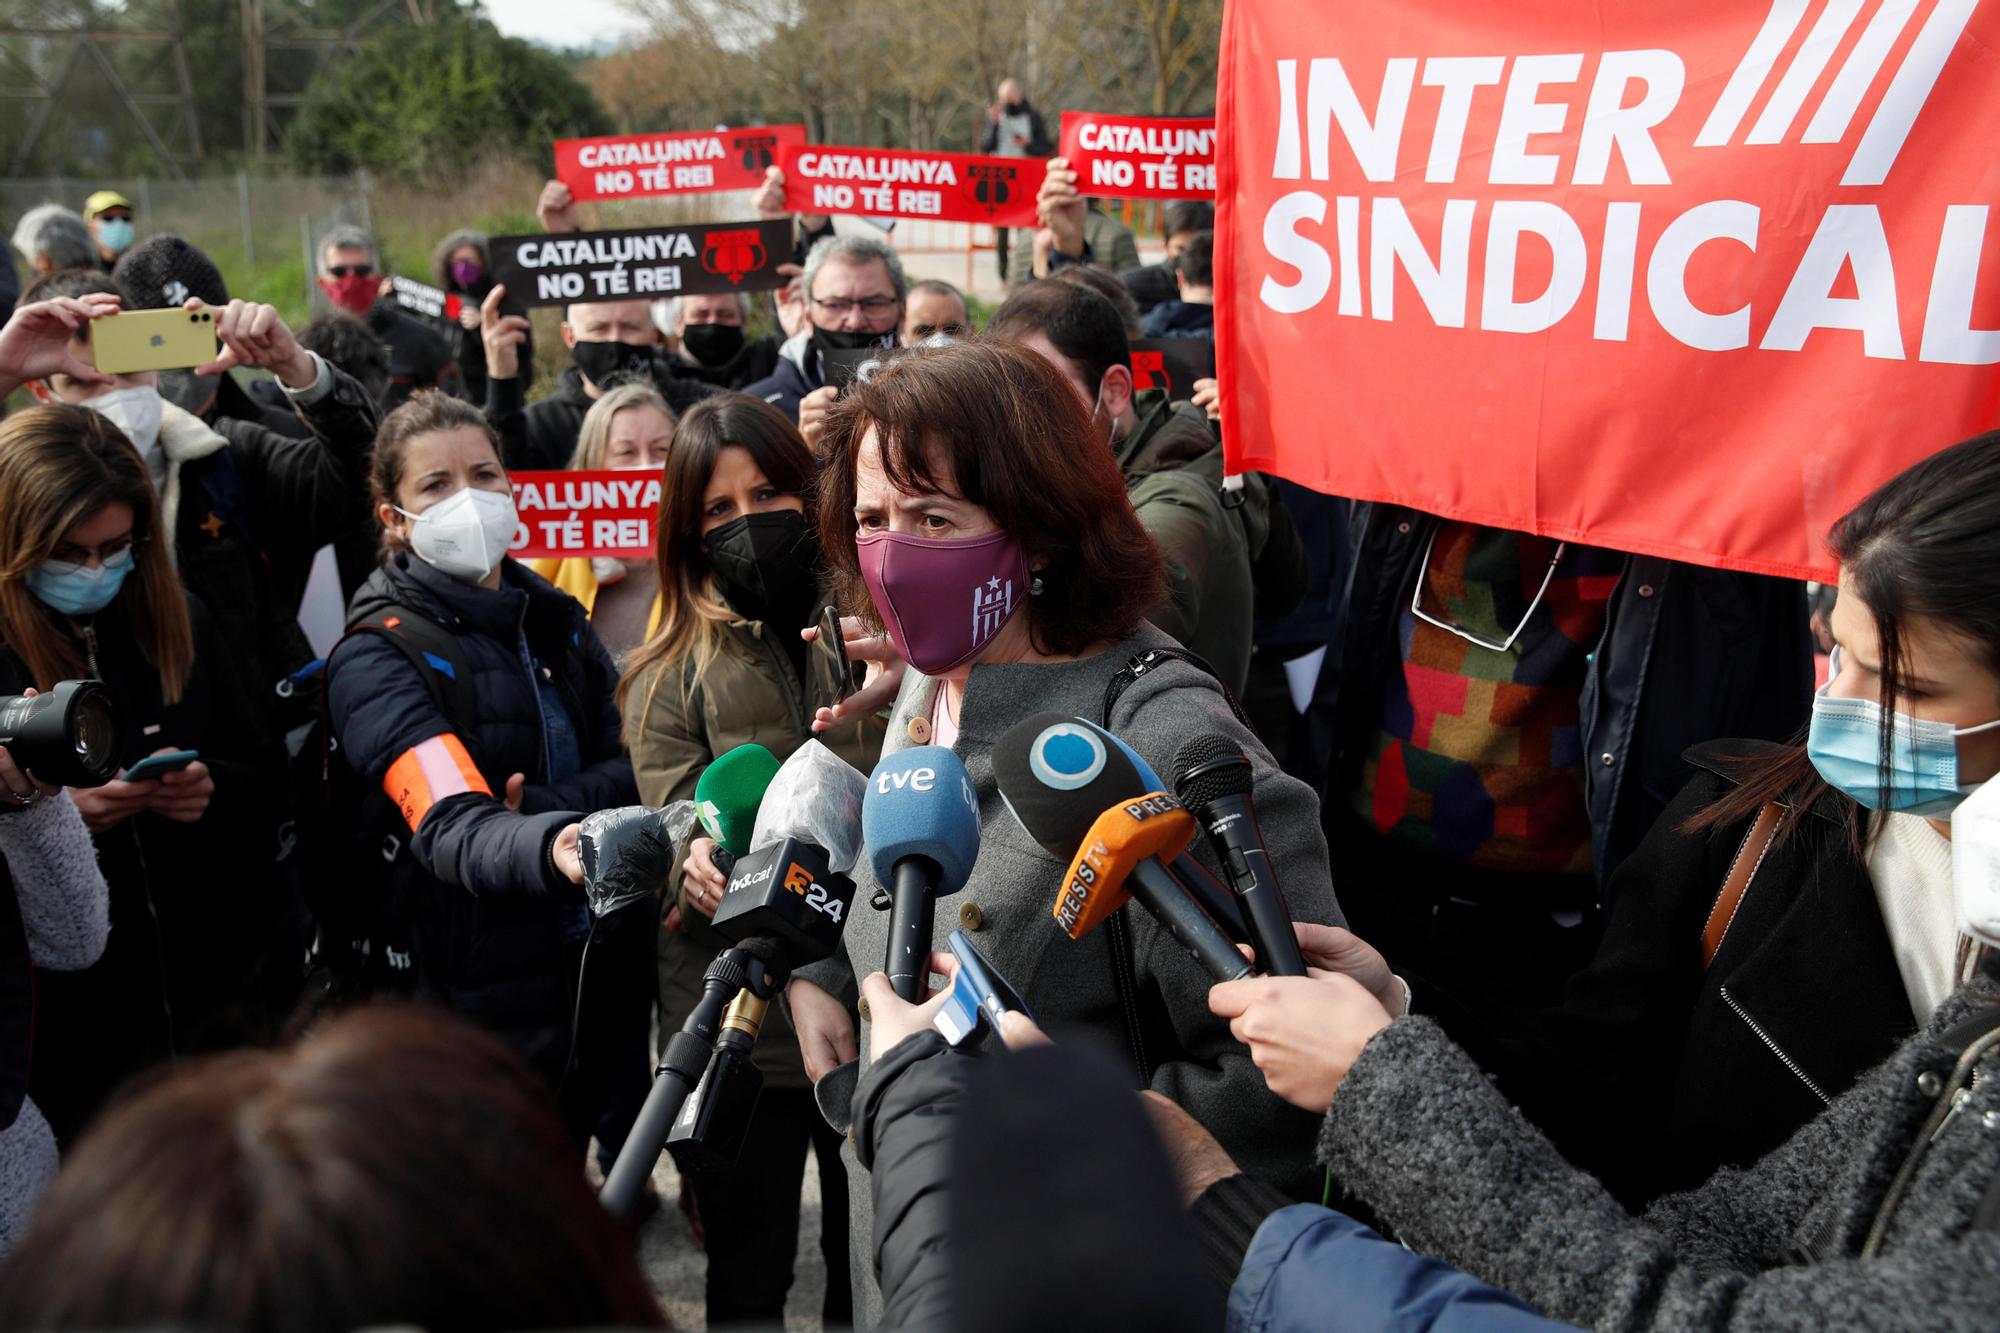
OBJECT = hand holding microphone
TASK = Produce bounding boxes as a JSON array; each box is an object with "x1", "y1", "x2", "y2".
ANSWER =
[
  {"x1": 1208, "y1": 970, "x2": 1393, "y2": 1114},
  {"x1": 686, "y1": 743, "x2": 782, "y2": 915}
]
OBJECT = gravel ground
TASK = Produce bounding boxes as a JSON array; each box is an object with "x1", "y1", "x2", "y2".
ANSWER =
[{"x1": 598, "y1": 1142, "x2": 832, "y2": 1332}]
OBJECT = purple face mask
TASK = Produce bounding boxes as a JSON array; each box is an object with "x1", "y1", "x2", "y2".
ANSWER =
[
  {"x1": 449, "y1": 258, "x2": 485, "y2": 290},
  {"x1": 855, "y1": 528, "x2": 1030, "y2": 676}
]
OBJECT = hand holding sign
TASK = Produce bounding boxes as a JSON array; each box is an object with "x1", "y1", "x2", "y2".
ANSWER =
[
  {"x1": 481, "y1": 287, "x2": 531, "y2": 383},
  {"x1": 537, "y1": 179, "x2": 579, "y2": 235},
  {"x1": 194, "y1": 299, "x2": 316, "y2": 389},
  {"x1": 1037, "y1": 156, "x2": 1086, "y2": 260}
]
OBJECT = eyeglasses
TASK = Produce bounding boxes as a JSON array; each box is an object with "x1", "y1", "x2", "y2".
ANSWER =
[
  {"x1": 1409, "y1": 529, "x2": 1567, "y2": 655},
  {"x1": 327, "y1": 264, "x2": 375, "y2": 279},
  {"x1": 910, "y1": 322, "x2": 970, "y2": 339},
  {"x1": 812, "y1": 296, "x2": 900, "y2": 319},
  {"x1": 48, "y1": 533, "x2": 146, "y2": 569}
]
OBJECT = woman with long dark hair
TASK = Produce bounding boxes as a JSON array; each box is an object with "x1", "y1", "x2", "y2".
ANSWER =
[
  {"x1": 0, "y1": 404, "x2": 290, "y2": 1143},
  {"x1": 620, "y1": 393, "x2": 877, "y2": 1327}
]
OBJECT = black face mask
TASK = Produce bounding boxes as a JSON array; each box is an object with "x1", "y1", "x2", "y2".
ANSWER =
[
  {"x1": 704, "y1": 510, "x2": 819, "y2": 625},
  {"x1": 811, "y1": 323, "x2": 892, "y2": 364},
  {"x1": 682, "y1": 322, "x2": 747, "y2": 367},
  {"x1": 1004, "y1": 100, "x2": 1025, "y2": 115},
  {"x1": 571, "y1": 340, "x2": 655, "y2": 389}
]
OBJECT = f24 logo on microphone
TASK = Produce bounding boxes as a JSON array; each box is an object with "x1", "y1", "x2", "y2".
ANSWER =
[{"x1": 784, "y1": 862, "x2": 845, "y2": 922}]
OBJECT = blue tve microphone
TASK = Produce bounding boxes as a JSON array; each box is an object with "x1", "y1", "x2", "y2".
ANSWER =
[{"x1": 863, "y1": 746, "x2": 982, "y2": 1002}]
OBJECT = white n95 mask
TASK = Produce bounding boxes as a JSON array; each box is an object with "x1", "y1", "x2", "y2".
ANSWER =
[{"x1": 396, "y1": 486, "x2": 519, "y2": 582}]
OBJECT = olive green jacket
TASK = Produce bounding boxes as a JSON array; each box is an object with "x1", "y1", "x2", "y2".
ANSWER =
[
  {"x1": 625, "y1": 616, "x2": 884, "y2": 1091},
  {"x1": 1119, "y1": 390, "x2": 1255, "y2": 693}
]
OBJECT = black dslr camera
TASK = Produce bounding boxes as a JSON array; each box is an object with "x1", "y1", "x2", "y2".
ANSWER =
[{"x1": 0, "y1": 680, "x2": 122, "y2": 803}]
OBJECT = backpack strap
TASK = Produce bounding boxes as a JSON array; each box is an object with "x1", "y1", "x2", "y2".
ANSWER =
[
  {"x1": 1102, "y1": 646, "x2": 1251, "y2": 733},
  {"x1": 325, "y1": 603, "x2": 481, "y2": 764},
  {"x1": 1702, "y1": 802, "x2": 1782, "y2": 970}
]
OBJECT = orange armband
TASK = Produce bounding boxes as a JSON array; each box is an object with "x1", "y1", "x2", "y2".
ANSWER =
[{"x1": 384, "y1": 733, "x2": 491, "y2": 832}]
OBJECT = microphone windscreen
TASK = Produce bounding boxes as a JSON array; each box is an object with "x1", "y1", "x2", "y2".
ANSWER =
[
  {"x1": 1171, "y1": 734, "x2": 1254, "y2": 811},
  {"x1": 1052, "y1": 795, "x2": 1197, "y2": 938},
  {"x1": 750, "y1": 739, "x2": 867, "y2": 873},
  {"x1": 863, "y1": 746, "x2": 981, "y2": 895},
  {"x1": 1086, "y1": 719, "x2": 1164, "y2": 789},
  {"x1": 694, "y1": 743, "x2": 781, "y2": 857},
  {"x1": 992, "y1": 713, "x2": 1149, "y2": 859}
]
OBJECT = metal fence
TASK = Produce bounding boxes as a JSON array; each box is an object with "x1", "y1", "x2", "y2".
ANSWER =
[
  {"x1": 2, "y1": 173, "x2": 374, "y2": 277},
  {"x1": 4, "y1": 172, "x2": 1017, "y2": 307}
]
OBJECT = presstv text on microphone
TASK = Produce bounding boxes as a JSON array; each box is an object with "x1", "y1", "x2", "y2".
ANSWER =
[{"x1": 1216, "y1": 0, "x2": 2000, "y2": 585}]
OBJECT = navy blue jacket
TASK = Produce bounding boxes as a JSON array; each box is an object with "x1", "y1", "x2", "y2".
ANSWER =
[
  {"x1": 325, "y1": 552, "x2": 636, "y2": 1078},
  {"x1": 1307, "y1": 505, "x2": 1811, "y2": 895},
  {"x1": 1229, "y1": 1205, "x2": 1573, "y2": 1332},
  {"x1": 741, "y1": 332, "x2": 820, "y2": 423}
]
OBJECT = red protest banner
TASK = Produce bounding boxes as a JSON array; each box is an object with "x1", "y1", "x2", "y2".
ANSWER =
[
  {"x1": 779, "y1": 143, "x2": 1042, "y2": 227},
  {"x1": 1216, "y1": 0, "x2": 2000, "y2": 582},
  {"x1": 1060, "y1": 112, "x2": 1216, "y2": 198},
  {"x1": 509, "y1": 470, "x2": 660, "y2": 560},
  {"x1": 555, "y1": 125, "x2": 806, "y2": 201}
]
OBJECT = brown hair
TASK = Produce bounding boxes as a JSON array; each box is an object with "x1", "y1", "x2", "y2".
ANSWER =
[
  {"x1": 571, "y1": 380, "x2": 675, "y2": 470},
  {"x1": 815, "y1": 339, "x2": 1164, "y2": 657},
  {"x1": 0, "y1": 404, "x2": 194, "y2": 701},
  {"x1": 0, "y1": 1004, "x2": 667, "y2": 1331},
  {"x1": 367, "y1": 389, "x2": 504, "y2": 557},
  {"x1": 617, "y1": 393, "x2": 815, "y2": 733}
]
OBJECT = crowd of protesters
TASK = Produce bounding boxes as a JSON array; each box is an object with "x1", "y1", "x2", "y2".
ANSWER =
[{"x1": 0, "y1": 68, "x2": 1996, "y2": 1333}]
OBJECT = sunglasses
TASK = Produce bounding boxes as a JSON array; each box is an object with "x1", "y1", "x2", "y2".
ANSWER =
[{"x1": 326, "y1": 265, "x2": 375, "y2": 279}]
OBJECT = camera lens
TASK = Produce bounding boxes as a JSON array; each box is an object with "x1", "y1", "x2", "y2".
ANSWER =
[{"x1": 0, "y1": 681, "x2": 122, "y2": 790}]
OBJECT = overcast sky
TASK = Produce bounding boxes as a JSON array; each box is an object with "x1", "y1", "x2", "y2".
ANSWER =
[{"x1": 484, "y1": 0, "x2": 650, "y2": 50}]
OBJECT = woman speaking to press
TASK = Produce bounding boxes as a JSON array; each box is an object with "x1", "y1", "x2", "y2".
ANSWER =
[
  {"x1": 323, "y1": 392, "x2": 643, "y2": 1145},
  {"x1": 782, "y1": 340, "x2": 1344, "y2": 1319}
]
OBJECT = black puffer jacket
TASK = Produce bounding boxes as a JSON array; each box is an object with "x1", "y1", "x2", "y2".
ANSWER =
[
  {"x1": 324, "y1": 552, "x2": 639, "y2": 1083},
  {"x1": 485, "y1": 361, "x2": 719, "y2": 472}
]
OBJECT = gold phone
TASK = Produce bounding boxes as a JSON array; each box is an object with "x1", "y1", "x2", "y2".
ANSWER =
[{"x1": 90, "y1": 308, "x2": 219, "y2": 375}]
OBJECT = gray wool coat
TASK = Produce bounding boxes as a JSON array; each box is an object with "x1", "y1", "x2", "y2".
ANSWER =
[
  {"x1": 1320, "y1": 974, "x2": 2000, "y2": 1331},
  {"x1": 793, "y1": 622, "x2": 1343, "y2": 1324}
]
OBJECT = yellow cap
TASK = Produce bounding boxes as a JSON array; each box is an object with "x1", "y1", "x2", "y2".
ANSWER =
[{"x1": 84, "y1": 190, "x2": 131, "y2": 217}]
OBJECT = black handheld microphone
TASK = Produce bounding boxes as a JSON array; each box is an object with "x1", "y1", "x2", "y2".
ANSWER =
[
  {"x1": 1172, "y1": 736, "x2": 1306, "y2": 977},
  {"x1": 604, "y1": 799, "x2": 860, "y2": 1201}
]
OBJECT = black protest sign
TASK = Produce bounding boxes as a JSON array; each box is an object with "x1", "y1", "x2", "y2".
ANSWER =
[
  {"x1": 390, "y1": 275, "x2": 463, "y2": 323},
  {"x1": 488, "y1": 219, "x2": 791, "y2": 309},
  {"x1": 1127, "y1": 338, "x2": 1216, "y2": 402}
]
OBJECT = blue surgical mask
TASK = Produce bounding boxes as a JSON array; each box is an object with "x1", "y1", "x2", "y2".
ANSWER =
[
  {"x1": 1807, "y1": 648, "x2": 2000, "y2": 817},
  {"x1": 28, "y1": 546, "x2": 135, "y2": 617},
  {"x1": 95, "y1": 218, "x2": 135, "y2": 255}
]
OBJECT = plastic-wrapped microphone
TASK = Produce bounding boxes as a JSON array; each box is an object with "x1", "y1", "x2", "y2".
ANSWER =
[
  {"x1": 863, "y1": 746, "x2": 981, "y2": 1001},
  {"x1": 994, "y1": 713, "x2": 1249, "y2": 982},
  {"x1": 1173, "y1": 735, "x2": 1306, "y2": 976}
]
